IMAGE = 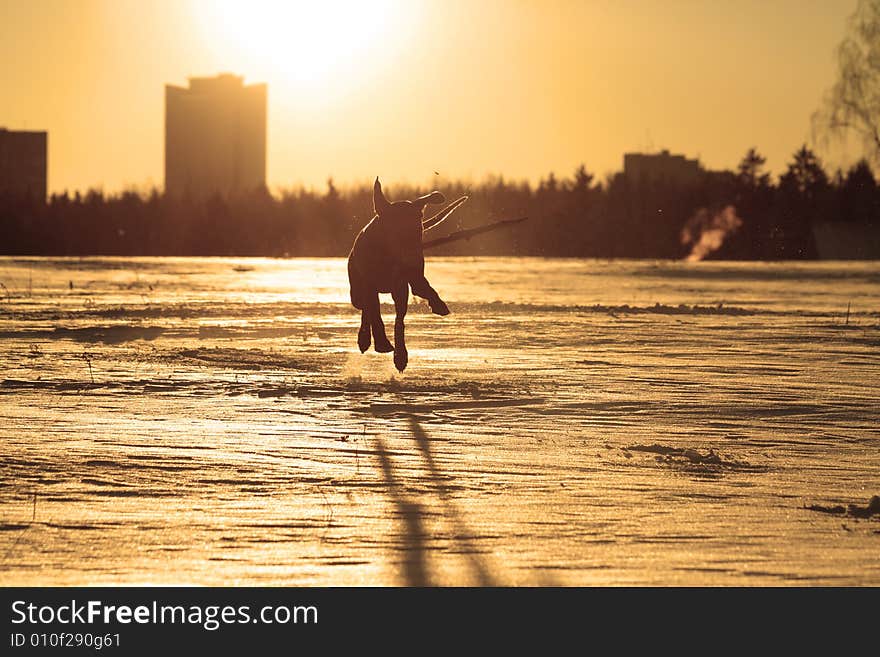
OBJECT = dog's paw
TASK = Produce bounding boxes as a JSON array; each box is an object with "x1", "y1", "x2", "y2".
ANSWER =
[
  {"x1": 394, "y1": 347, "x2": 408, "y2": 372},
  {"x1": 430, "y1": 299, "x2": 450, "y2": 316},
  {"x1": 357, "y1": 329, "x2": 371, "y2": 353},
  {"x1": 374, "y1": 338, "x2": 394, "y2": 353}
]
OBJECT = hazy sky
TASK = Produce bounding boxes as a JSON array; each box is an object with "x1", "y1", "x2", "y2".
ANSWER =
[{"x1": 0, "y1": 0, "x2": 859, "y2": 194}]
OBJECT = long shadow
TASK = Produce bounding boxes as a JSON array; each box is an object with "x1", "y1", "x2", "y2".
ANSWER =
[
  {"x1": 406, "y1": 415, "x2": 495, "y2": 586},
  {"x1": 373, "y1": 437, "x2": 431, "y2": 586},
  {"x1": 371, "y1": 406, "x2": 496, "y2": 586}
]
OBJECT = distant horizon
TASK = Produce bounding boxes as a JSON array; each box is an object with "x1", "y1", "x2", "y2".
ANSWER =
[
  {"x1": 0, "y1": 0, "x2": 863, "y2": 195},
  {"x1": 2, "y1": 110, "x2": 866, "y2": 198},
  {"x1": 19, "y1": 145, "x2": 872, "y2": 199}
]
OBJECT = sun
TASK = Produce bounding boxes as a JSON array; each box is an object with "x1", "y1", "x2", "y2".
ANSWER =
[{"x1": 203, "y1": 0, "x2": 402, "y2": 87}]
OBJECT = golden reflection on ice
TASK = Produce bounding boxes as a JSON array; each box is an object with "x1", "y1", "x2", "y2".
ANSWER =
[{"x1": 0, "y1": 256, "x2": 879, "y2": 585}]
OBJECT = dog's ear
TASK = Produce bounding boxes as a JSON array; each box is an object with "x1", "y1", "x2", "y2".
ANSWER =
[
  {"x1": 373, "y1": 177, "x2": 391, "y2": 216},
  {"x1": 413, "y1": 190, "x2": 445, "y2": 211}
]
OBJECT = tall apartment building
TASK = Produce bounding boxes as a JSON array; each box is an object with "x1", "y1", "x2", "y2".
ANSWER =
[
  {"x1": 165, "y1": 74, "x2": 267, "y2": 199},
  {"x1": 624, "y1": 149, "x2": 702, "y2": 186},
  {"x1": 0, "y1": 128, "x2": 47, "y2": 200}
]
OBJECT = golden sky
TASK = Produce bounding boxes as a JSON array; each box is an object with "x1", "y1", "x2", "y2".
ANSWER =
[{"x1": 0, "y1": 0, "x2": 857, "y2": 194}]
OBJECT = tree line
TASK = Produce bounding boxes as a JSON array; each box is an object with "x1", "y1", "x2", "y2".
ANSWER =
[{"x1": 0, "y1": 146, "x2": 877, "y2": 259}]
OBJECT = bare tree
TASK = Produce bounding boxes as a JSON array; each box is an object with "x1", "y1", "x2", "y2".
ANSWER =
[{"x1": 813, "y1": 0, "x2": 880, "y2": 167}]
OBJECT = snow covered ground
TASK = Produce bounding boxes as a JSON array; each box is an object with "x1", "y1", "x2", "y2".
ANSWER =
[{"x1": 1, "y1": 256, "x2": 878, "y2": 585}]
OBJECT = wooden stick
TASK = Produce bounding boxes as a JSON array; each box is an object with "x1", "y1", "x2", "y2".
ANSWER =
[
  {"x1": 422, "y1": 216, "x2": 528, "y2": 250},
  {"x1": 422, "y1": 196, "x2": 469, "y2": 232}
]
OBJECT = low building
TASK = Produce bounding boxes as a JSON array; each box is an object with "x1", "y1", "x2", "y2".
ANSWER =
[
  {"x1": 812, "y1": 222, "x2": 880, "y2": 259},
  {"x1": 624, "y1": 149, "x2": 702, "y2": 186}
]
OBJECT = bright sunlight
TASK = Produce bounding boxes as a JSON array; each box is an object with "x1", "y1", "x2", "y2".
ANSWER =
[{"x1": 204, "y1": 0, "x2": 405, "y2": 86}]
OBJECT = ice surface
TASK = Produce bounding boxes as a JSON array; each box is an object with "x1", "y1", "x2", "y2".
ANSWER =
[{"x1": 1, "y1": 257, "x2": 878, "y2": 585}]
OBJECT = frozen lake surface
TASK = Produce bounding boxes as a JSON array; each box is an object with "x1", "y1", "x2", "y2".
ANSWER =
[{"x1": 1, "y1": 256, "x2": 878, "y2": 585}]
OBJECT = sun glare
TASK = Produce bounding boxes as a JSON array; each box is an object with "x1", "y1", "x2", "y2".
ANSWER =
[{"x1": 205, "y1": 0, "x2": 401, "y2": 87}]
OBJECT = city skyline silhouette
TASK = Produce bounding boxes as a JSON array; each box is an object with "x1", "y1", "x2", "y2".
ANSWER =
[{"x1": 0, "y1": 0, "x2": 863, "y2": 195}]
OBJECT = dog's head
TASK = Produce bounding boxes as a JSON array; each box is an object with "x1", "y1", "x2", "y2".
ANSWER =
[
  {"x1": 373, "y1": 178, "x2": 444, "y2": 266},
  {"x1": 372, "y1": 178, "x2": 469, "y2": 267}
]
